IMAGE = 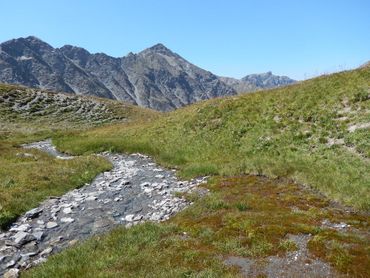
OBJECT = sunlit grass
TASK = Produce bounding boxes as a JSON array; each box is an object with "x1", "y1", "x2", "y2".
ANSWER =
[{"x1": 54, "y1": 67, "x2": 370, "y2": 210}]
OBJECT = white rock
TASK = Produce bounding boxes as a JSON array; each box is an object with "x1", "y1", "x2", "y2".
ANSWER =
[
  {"x1": 6, "y1": 260, "x2": 16, "y2": 267},
  {"x1": 3, "y1": 268, "x2": 19, "y2": 278},
  {"x1": 32, "y1": 257, "x2": 47, "y2": 266},
  {"x1": 63, "y1": 207, "x2": 72, "y2": 214},
  {"x1": 133, "y1": 215, "x2": 143, "y2": 221},
  {"x1": 37, "y1": 220, "x2": 44, "y2": 225},
  {"x1": 10, "y1": 224, "x2": 30, "y2": 232},
  {"x1": 46, "y1": 222, "x2": 58, "y2": 229},
  {"x1": 40, "y1": 247, "x2": 53, "y2": 256},
  {"x1": 125, "y1": 214, "x2": 135, "y2": 222},
  {"x1": 13, "y1": 231, "x2": 34, "y2": 244},
  {"x1": 61, "y1": 217, "x2": 74, "y2": 223},
  {"x1": 32, "y1": 231, "x2": 44, "y2": 241},
  {"x1": 144, "y1": 188, "x2": 153, "y2": 194},
  {"x1": 85, "y1": 196, "x2": 97, "y2": 201}
]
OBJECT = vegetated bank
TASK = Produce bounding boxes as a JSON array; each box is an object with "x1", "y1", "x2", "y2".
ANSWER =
[{"x1": 55, "y1": 66, "x2": 370, "y2": 210}]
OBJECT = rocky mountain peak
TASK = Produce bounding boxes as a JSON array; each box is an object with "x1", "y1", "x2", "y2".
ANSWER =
[
  {"x1": 140, "y1": 43, "x2": 175, "y2": 56},
  {"x1": 1, "y1": 36, "x2": 53, "y2": 57}
]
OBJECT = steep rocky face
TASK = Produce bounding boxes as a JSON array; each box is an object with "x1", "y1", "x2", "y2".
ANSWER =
[
  {"x1": 0, "y1": 37, "x2": 115, "y2": 99},
  {"x1": 120, "y1": 44, "x2": 234, "y2": 111},
  {"x1": 0, "y1": 37, "x2": 235, "y2": 111},
  {"x1": 219, "y1": 72, "x2": 296, "y2": 93}
]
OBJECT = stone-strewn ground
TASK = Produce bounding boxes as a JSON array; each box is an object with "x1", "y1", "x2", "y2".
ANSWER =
[{"x1": 0, "y1": 140, "x2": 207, "y2": 277}]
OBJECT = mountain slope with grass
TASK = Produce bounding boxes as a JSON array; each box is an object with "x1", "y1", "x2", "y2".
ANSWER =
[
  {"x1": 1, "y1": 66, "x2": 369, "y2": 277},
  {"x1": 55, "y1": 66, "x2": 370, "y2": 210}
]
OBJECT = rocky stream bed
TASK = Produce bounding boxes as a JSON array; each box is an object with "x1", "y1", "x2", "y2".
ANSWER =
[{"x1": 0, "y1": 140, "x2": 207, "y2": 277}]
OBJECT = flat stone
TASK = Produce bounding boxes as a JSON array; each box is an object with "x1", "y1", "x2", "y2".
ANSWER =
[
  {"x1": 32, "y1": 231, "x2": 44, "y2": 241},
  {"x1": 133, "y1": 215, "x2": 143, "y2": 221},
  {"x1": 144, "y1": 188, "x2": 153, "y2": 194},
  {"x1": 85, "y1": 196, "x2": 97, "y2": 201},
  {"x1": 9, "y1": 224, "x2": 30, "y2": 232},
  {"x1": 25, "y1": 207, "x2": 43, "y2": 219},
  {"x1": 20, "y1": 251, "x2": 38, "y2": 257},
  {"x1": 3, "y1": 268, "x2": 19, "y2": 278},
  {"x1": 68, "y1": 239, "x2": 78, "y2": 246},
  {"x1": 32, "y1": 257, "x2": 47, "y2": 266},
  {"x1": 6, "y1": 260, "x2": 16, "y2": 268},
  {"x1": 40, "y1": 247, "x2": 53, "y2": 256},
  {"x1": 46, "y1": 222, "x2": 58, "y2": 229},
  {"x1": 125, "y1": 214, "x2": 135, "y2": 222},
  {"x1": 61, "y1": 217, "x2": 74, "y2": 223},
  {"x1": 13, "y1": 231, "x2": 35, "y2": 245},
  {"x1": 63, "y1": 207, "x2": 72, "y2": 214}
]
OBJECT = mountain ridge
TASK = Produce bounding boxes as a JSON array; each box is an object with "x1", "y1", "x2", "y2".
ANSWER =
[{"x1": 0, "y1": 36, "x2": 295, "y2": 111}]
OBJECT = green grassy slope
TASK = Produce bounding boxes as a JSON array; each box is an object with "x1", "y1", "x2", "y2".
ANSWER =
[
  {"x1": 55, "y1": 67, "x2": 370, "y2": 210},
  {"x1": 4, "y1": 68, "x2": 368, "y2": 277},
  {"x1": 0, "y1": 84, "x2": 158, "y2": 228}
]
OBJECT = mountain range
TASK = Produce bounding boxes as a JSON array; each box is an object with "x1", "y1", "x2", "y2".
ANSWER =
[{"x1": 0, "y1": 36, "x2": 295, "y2": 111}]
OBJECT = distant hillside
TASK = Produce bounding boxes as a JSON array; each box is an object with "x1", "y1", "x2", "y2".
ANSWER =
[
  {"x1": 0, "y1": 36, "x2": 295, "y2": 111},
  {"x1": 220, "y1": 71, "x2": 296, "y2": 93}
]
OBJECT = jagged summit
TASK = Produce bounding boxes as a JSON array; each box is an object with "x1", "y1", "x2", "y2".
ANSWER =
[
  {"x1": 146, "y1": 43, "x2": 170, "y2": 52},
  {"x1": 139, "y1": 43, "x2": 177, "y2": 57}
]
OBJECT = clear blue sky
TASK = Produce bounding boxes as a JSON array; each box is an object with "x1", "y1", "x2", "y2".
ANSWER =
[{"x1": 1, "y1": 0, "x2": 369, "y2": 80}]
